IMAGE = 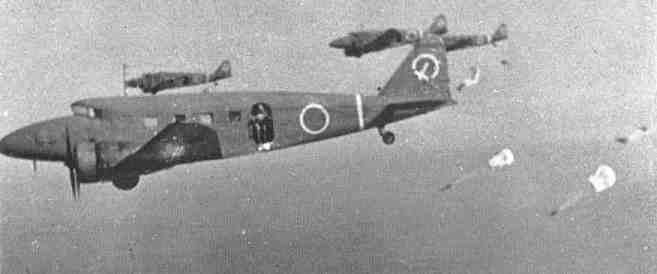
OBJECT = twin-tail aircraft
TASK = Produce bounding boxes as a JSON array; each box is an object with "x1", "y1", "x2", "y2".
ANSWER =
[
  {"x1": 125, "y1": 60, "x2": 231, "y2": 95},
  {"x1": 0, "y1": 15, "x2": 507, "y2": 199}
]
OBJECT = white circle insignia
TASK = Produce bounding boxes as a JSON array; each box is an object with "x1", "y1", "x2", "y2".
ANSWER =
[
  {"x1": 411, "y1": 53, "x2": 440, "y2": 81},
  {"x1": 299, "y1": 103, "x2": 330, "y2": 135}
]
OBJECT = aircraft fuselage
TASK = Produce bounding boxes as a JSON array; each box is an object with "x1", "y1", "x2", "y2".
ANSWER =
[{"x1": 0, "y1": 91, "x2": 447, "y2": 185}]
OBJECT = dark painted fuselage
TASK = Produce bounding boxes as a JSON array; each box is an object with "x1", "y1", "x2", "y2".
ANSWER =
[{"x1": 0, "y1": 91, "x2": 447, "y2": 183}]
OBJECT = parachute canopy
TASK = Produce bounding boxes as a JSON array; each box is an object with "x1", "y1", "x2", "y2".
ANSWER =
[
  {"x1": 488, "y1": 148, "x2": 514, "y2": 168},
  {"x1": 588, "y1": 165, "x2": 616, "y2": 193},
  {"x1": 456, "y1": 65, "x2": 481, "y2": 91}
]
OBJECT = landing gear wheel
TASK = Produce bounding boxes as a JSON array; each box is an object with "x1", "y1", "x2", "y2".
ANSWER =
[
  {"x1": 378, "y1": 126, "x2": 396, "y2": 145},
  {"x1": 381, "y1": 131, "x2": 395, "y2": 145}
]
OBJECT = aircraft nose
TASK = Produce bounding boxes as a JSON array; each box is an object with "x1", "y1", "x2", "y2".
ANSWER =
[
  {"x1": 329, "y1": 36, "x2": 354, "y2": 48},
  {"x1": 0, "y1": 118, "x2": 69, "y2": 161},
  {"x1": 0, "y1": 127, "x2": 34, "y2": 159},
  {"x1": 0, "y1": 134, "x2": 8, "y2": 155}
]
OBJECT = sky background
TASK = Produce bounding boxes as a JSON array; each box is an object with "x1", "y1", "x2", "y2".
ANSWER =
[{"x1": 1, "y1": 0, "x2": 656, "y2": 273}]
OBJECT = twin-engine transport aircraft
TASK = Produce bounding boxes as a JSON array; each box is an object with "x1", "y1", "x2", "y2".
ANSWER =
[{"x1": 0, "y1": 17, "x2": 506, "y2": 199}]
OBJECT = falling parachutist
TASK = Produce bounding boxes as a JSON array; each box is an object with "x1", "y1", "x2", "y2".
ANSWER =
[
  {"x1": 439, "y1": 170, "x2": 481, "y2": 192},
  {"x1": 550, "y1": 165, "x2": 616, "y2": 216},
  {"x1": 440, "y1": 148, "x2": 515, "y2": 191},
  {"x1": 456, "y1": 66, "x2": 481, "y2": 91}
]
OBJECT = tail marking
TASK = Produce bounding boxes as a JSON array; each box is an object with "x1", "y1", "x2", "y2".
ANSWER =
[{"x1": 411, "y1": 52, "x2": 441, "y2": 82}]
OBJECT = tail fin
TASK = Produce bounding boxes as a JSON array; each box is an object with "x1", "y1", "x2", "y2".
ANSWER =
[
  {"x1": 427, "y1": 14, "x2": 447, "y2": 35},
  {"x1": 208, "y1": 60, "x2": 231, "y2": 82},
  {"x1": 490, "y1": 24, "x2": 508, "y2": 45},
  {"x1": 379, "y1": 35, "x2": 451, "y2": 102}
]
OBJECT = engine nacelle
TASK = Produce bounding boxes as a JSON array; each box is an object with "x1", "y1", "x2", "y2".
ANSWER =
[{"x1": 75, "y1": 141, "x2": 135, "y2": 182}]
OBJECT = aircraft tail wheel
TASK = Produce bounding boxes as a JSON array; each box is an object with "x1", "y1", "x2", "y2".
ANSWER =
[{"x1": 381, "y1": 131, "x2": 395, "y2": 145}]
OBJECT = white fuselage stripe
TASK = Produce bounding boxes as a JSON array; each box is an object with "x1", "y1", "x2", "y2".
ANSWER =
[{"x1": 355, "y1": 94, "x2": 364, "y2": 130}]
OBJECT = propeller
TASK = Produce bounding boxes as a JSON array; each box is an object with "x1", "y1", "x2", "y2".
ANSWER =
[{"x1": 64, "y1": 126, "x2": 80, "y2": 200}]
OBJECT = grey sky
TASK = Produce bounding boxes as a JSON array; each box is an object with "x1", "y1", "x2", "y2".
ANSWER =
[{"x1": 1, "y1": 0, "x2": 656, "y2": 273}]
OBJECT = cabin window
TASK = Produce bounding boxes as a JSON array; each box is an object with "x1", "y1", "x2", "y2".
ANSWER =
[
  {"x1": 143, "y1": 117, "x2": 158, "y2": 129},
  {"x1": 71, "y1": 105, "x2": 87, "y2": 116},
  {"x1": 174, "y1": 114, "x2": 186, "y2": 123},
  {"x1": 192, "y1": 112, "x2": 214, "y2": 125},
  {"x1": 228, "y1": 110, "x2": 241, "y2": 122}
]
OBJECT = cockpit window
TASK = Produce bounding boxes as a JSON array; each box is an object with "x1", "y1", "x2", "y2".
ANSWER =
[
  {"x1": 143, "y1": 117, "x2": 158, "y2": 129},
  {"x1": 192, "y1": 112, "x2": 214, "y2": 125},
  {"x1": 228, "y1": 110, "x2": 241, "y2": 122},
  {"x1": 71, "y1": 105, "x2": 99, "y2": 118}
]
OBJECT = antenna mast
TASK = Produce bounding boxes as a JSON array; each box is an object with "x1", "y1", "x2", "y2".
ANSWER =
[{"x1": 122, "y1": 63, "x2": 127, "y2": 96}]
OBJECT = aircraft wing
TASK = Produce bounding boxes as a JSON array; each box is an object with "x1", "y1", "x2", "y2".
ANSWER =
[{"x1": 113, "y1": 122, "x2": 222, "y2": 175}]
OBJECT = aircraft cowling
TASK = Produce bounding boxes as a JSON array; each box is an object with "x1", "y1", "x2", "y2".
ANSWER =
[{"x1": 75, "y1": 141, "x2": 136, "y2": 182}]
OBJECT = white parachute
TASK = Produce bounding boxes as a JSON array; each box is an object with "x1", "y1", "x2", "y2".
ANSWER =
[
  {"x1": 456, "y1": 66, "x2": 481, "y2": 91},
  {"x1": 438, "y1": 148, "x2": 515, "y2": 192},
  {"x1": 588, "y1": 165, "x2": 616, "y2": 193},
  {"x1": 552, "y1": 164, "x2": 618, "y2": 216},
  {"x1": 488, "y1": 148, "x2": 515, "y2": 168}
]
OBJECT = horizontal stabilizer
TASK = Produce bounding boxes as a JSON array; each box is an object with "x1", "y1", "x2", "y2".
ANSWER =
[{"x1": 427, "y1": 14, "x2": 447, "y2": 35}]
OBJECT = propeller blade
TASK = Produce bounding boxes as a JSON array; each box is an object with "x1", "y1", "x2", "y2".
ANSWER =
[
  {"x1": 64, "y1": 126, "x2": 79, "y2": 200},
  {"x1": 69, "y1": 166, "x2": 78, "y2": 200},
  {"x1": 75, "y1": 173, "x2": 80, "y2": 199},
  {"x1": 65, "y1": 127, "x2": 72, "y2": 163}
]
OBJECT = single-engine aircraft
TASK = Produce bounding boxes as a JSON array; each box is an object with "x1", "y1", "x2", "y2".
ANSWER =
[
  {"x1": 125, "y1": 60, "x2": 231, "y2": 95},
  {"x1": 0, "y1": 16, "x2": 507, "y2": 199},
  {"x1": 330, "y1": 14, "x2": 507, "y2": 57}
]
